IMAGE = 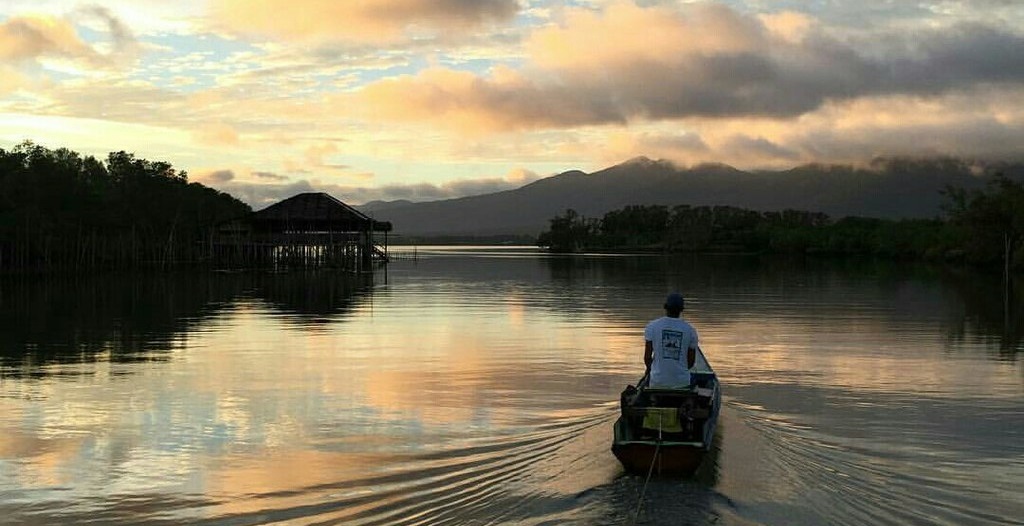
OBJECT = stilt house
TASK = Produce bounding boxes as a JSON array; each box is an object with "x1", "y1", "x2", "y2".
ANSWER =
[{"x1": 213, "y1": 192, "x2": 391, "y2": 270}]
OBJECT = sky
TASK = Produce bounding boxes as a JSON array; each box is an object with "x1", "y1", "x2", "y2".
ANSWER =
[{"x1": 1, "y1": 0, "x2": 1023, "y2": 208}]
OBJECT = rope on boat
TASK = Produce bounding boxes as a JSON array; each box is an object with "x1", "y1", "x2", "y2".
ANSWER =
[{"x1": 629, "y1": 410, "x2": 663, "y2": 525}]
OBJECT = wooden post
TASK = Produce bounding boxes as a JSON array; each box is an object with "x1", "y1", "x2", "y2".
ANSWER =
[
  {"x1": 1006, "y1": 231, "x2": 1012, "y2": 334},
  {"x1": 361, "y1": 229, "x2": 372, "y2": 270}
]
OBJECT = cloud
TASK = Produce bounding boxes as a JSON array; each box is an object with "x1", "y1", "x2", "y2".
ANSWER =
[
  {"x1": 4, "y1": 0, "x2": 1023, "y2": 185},
  {"x1": 207, "y1": 167, "x2": 545, "y2": 208},
  {"x1": 757, "y1": 11, "x2": 814, "y2": 43},
  {"x1": 603, "y1": 130, "x2": 709, "y2": 166},
  {"x1": 303, "y1": 143, "x2": 340, "y2": 168},
  {"x1": 77, "y1": 6, "x2": 138, "y2": 58},
  {"x1": 253, "y1": 171, "x2": 288, "y2": 181},
  {"x1": 353, "y1": 2, "x2": 1024, "y2": 130},
  {"x1": 214, "y1": 179, "x2": 316, "y2": 209},
  {"x1": 0, "y1": 15, "x2": 95, "y2": 62},
  {"x1": 355, "y1": 66, "x2": 623, "y2": 132},
  {"x1": 0, "y1": 65, "x2": 28, "y2": 95},
  {"x1": 778, "y1": 91, "x2": 1024, "y2": 163},
  {"x1": 193, "y1": 123, "x2": 239, "y2": 146},
  {"x1": 719, "y1": 135, "x2": 802, "y2": 164},
  {"x1": 202, "y1": 169, "x2": 235, "y2": 183},
  {"x1": 211, "y1": 0, "x2": 520, "y2": 43},
  {"x1": 593, "y1": 87, "x2": 1024, "y2": 169},
  {"x1": 526, "y1": 2, "x2": 763, "y2": 71},
  {"x1": 504, "y1": 167, "x2": 537, "y2": 184},
  {"x1": 0, "y1": 8, "x2": 138, "y2": 67}
]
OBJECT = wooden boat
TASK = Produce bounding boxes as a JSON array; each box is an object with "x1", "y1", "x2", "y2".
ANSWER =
[{"x1": 612, "y1": 348, "x2": 720, "y2": 475}]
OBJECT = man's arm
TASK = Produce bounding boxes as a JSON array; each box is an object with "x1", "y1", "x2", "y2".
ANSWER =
[
  {"x1": 688, "y1": 328, "x2": 699, "y2": 369},
  {"x1": 644, "y1": 340, "x2": 653, "y2": 373}
]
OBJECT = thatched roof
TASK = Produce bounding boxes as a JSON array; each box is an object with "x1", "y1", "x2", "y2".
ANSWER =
[{"x1": 252, "y1": 192, "x2": 391, "y2": 232}]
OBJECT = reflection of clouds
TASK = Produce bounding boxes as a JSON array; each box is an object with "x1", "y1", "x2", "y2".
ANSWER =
[
  {"x1": 365, "y1": 370, "x2": 478, "y2": 426},
  {"x1": 214, "y1": 395, "x2": 252, "y2": 443},
  {"x1": 0, "y1": 429, "x2": 84, "y2": 488},
  {"x1": 360, "y1": 293, "x2": 638, "y2": 429},
  {"x1": 204, "y1": 449, "x2": 396, "y2": 518},
  {"x1": 505, "y1": 295, "x2": 526, "y2": 327},
  {"x1": 3, "y1": 253, "x2": 1019, "y2": 523},
  {"x1": 702, "y1": 313, "x2": 1016, "y2": 399},
  {"x1": 361, "y1": 308, "x2": 494, "y2": 425},
  {"x1": 1, "y1": 304, "x2": 348, "y2": 501}
]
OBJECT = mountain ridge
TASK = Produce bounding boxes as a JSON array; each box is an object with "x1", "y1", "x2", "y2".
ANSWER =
[{"x1": 357, "y1": 157, "x2": 1023, "y2": 237}]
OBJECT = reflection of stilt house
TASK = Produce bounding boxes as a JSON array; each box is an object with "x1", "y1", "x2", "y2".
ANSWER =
[{"x1": 212, "y1": 192, "x2": 391, "y2": 270}]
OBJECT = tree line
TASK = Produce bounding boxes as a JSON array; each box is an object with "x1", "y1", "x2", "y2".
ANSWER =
[
  {"x1": 0, "y1": 142, "x2": 250, "y2": 271},
  {"x1": 537, "y1": 175, "x2": 1024, "y2": 269}
]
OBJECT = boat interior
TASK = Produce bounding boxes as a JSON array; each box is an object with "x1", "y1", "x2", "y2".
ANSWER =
[{"x1": 618, "y1": 372, "x2": 718, "y2": 443}]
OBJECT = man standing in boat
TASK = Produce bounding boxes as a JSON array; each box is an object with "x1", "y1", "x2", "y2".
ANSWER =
[{"x1": 644, "y1": 292, "x2": 698, "y2": 388}]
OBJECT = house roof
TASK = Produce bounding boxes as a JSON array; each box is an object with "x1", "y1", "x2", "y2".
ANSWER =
[{"x1": 252, "y1": 192, "x2": 391, "y2": 232}]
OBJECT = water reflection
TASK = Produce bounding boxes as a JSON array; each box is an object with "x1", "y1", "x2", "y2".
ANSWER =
[
  {"x1": 939, "y1": 269, "x2": 1023, "y2": 356},
  {"x1": 1, "y1": 252, "x2": 1021, "y2": 525},
  {"x1": 252, "y1": 271, "x2": 374, "y2": 324},
  {"x1": 0, "y1": 271, "x2": 377, "y2": 377},
  {"x1": 541, "y1": 254, "x2": 1024, "y2": 357}
]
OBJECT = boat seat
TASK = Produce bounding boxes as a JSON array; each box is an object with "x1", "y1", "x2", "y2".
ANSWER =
[{"x1": 643, "y1": 388, "x2": 697, "y2": 407}]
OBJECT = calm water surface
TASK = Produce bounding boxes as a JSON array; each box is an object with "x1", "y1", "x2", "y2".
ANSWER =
[{"x1": 1, "y1": 248, "x2": 1022, "y2": 525}]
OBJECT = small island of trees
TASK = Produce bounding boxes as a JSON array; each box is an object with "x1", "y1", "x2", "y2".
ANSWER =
[{"x1": 537, "y1": 175, "x2": 1024, "y2": 270}]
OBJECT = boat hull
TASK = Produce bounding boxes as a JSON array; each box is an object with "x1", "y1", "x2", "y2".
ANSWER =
[{"x1": 611, "y1": 417, "x2": 708, "y2": 475}]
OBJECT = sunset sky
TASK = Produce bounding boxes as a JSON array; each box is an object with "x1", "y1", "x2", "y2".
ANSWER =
[{"x1": 1, "y1": 0, "x2": 1023, "y2": 207}]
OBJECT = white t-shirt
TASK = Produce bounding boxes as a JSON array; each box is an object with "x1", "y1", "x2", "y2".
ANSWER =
[{"x1": 644, "y1": 316, "x2": 698, "y2": 388}]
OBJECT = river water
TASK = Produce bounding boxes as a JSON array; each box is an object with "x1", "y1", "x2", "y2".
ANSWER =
[{"x1": 1, "y1": 247, "x2": 1021, "y2": 525}]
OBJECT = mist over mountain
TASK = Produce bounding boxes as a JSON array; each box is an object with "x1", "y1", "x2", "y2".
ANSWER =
[
  {"x1": 360, "y1": 157, "x2": 1024, "y2": 237},
  {"x1": 358, "y1": 199, "x2": 415, "y2": 214}
]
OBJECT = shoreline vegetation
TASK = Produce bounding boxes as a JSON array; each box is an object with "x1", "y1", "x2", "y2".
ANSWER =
[
  {"x1": 536, "y1": 177, "x2": 1024, "y2": 271},
  {"x1": 0, "y1": 142, "x2": 250, "y2": 272},
  {"x1": 2, "y1": 142, "x2": 1022, "y2": 273}
]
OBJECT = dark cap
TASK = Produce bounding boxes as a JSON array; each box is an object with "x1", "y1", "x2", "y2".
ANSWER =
[{"x1": 664, "y1": 292, "x2": 685, "y2": 310}]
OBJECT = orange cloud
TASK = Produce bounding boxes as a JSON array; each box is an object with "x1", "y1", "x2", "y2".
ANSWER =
[
  {"x1": 0, "y1": 8, "x2": 137, "y2": 68},
  {"x1": 527, "y1": 2, "x2": 764, "y2": 70},
  {"x1": 504, "y1": 167, "x2": 537, "y2": 184},
  {"x1": 0, "y1": 15, "x2": 94, "y2": 62},
  {"x1": 0, "y1": 65, "x2": 28, "y2": 95},
  {"x1": 592, "y1": 87, "x2": 1024, "y2": 169},
  {"x1": 356, "y1": 66, "x2": 621, "y2": 132},
  {"x1": 212, "y1": 0, "x2": 520, "y2": 42},
  {"x1": 758, "y1": 11, "x2": 815, "y2": 43},
  {"x1": 304, "y1": 142, "x2": 340, "y2": 167},
  {"x1": 193, "y1": 122, "x2": 240, "y2": 146}
]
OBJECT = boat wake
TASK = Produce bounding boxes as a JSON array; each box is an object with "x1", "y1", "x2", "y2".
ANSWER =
[
  {"x1": 199, "y1": 406, "x2": 615, "y2": 525},
  {"x1": 723, "y1": 397, "x2": 1022, "y2": 526}
]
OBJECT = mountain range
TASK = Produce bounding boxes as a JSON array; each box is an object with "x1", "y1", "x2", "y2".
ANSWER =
[{"x1": 359, "y1": 157, "x2": 1022, "y2": 237}]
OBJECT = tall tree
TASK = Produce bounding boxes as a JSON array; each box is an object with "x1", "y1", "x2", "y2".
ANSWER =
[{"x1": 943, "y1": 174, "x2": 1024, "y2": 268}]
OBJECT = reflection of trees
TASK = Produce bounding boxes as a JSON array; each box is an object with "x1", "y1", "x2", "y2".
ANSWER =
[
  {"x1": 0, "y1": 273, "x2": 239, "y2": 374},
  {"x1": 938, "y1": 269, "x2": 1023, "y2": 356},
  {"x1": 0, "y1": 271, "x2": 376, "y2": 376},
  {"x1": 541, "y1": 254, "x2": 1023, "y2": 357}
]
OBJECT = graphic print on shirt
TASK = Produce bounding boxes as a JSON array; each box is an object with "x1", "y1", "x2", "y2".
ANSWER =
[{"x1": 660, "y1": 329, "x2": 684, "y2": 361}]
